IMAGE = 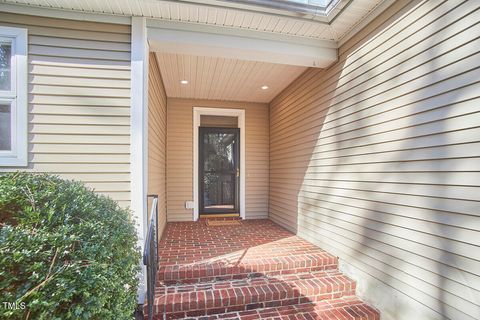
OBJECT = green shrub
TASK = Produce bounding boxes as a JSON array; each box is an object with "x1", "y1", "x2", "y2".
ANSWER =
[{"x1": 0, "y1": 172, "x2": 140, "y2": 320}]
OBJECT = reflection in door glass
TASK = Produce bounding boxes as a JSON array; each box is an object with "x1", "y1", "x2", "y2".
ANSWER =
[{"x1": 203, "y1": 132, "x2": 237, "y2": 211}]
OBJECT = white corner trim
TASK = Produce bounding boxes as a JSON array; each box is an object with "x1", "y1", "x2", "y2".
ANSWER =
[
  {"x1": 0, "y1": 3, "x2": 130, "y2": 24},
  {"x1": 131, "y1": 16, "x2": 149, "y2": 304},
  {"x1": 193, "y1": 107, "x2": 246, "y2": 221}
]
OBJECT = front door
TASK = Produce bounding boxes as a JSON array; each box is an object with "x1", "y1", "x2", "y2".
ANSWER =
[{"x1": 199, "y1": 127, "x2": 240, "y2": 214}]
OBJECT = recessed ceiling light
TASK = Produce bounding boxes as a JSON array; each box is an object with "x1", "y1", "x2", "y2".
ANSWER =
[
  {"x1": 261, "y1": 85, "x2": 269, "y2": 90},
  {"x1": 180, "y1": 80, "x2": 188, "y2": 84}
]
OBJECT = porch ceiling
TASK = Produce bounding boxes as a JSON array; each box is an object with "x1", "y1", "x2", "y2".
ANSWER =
[{"x1": 155, "y1": 52, "x2": 307, "y2": 103}]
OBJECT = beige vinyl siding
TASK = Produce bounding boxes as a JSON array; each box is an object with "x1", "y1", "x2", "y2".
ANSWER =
[
  {"x1": 148, "y1": 53, "x2": 167, "y2": 236},
  {"x1": 0, "y1": 13, "x2": 131, "y2": 208},
  {"x1": 269, "y1": 1, "x2": 480, "y2": 320},
  {"x1": 167, "y1": 98, "x2": 269, "y2": 221}
]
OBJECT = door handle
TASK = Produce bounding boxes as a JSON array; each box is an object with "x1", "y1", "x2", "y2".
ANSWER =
[{"x1": 236, "y1": 168, "x2": 240, "y2": 177}]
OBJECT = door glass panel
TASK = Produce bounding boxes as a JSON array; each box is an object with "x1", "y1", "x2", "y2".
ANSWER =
[
  {"x1": 202, "y1": 131, "x2": 237, "y2": 211},
  {"x1": 0, "y1": 42, "x2": 12, "y2": 91},
  {"x1": 0, "y1": 104, "x2": 11, "y2": 150}
]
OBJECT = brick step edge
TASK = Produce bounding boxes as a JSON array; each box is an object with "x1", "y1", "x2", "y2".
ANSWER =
[
  {"x1": 153, "y1": 272, "x2": 356, "y2": 316},
  {"x1": 155, "y1": 270, "x2": 344, "y2": 294},
  {"x1": 158, "y1": 253, "x2": 338, "y2": 285},
  {"x1": 157, "y1": 297, "x2": 380, "y2": 320}
]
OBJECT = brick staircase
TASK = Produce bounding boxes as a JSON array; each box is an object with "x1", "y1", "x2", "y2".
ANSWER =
[{"x1": 147, "y1": 219, "x2": 379, "y2": 320}]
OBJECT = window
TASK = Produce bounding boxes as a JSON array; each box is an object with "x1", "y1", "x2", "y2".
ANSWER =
[
  {"x1": 223, "y1": 0, "x2": 338, "y2": 14},
  {"x1": 0, "y1": 26, "x2": 27, "y2": 166}
]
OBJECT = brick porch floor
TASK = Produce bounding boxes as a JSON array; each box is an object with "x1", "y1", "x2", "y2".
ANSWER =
[{"x1": 149, "y1": 219, "x2": 379, "y2": 320}]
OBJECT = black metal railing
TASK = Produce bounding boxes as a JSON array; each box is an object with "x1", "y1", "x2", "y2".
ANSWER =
[{"x1": 143, "y1": 194, "x2": 158, "y2": 320}]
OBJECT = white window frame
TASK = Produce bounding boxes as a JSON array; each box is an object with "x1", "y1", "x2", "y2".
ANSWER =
[{"x1": 0, "y1": 26, "x2": 27, "y2": 167}]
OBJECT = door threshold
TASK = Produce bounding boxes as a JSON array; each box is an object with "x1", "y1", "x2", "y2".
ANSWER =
[{"x1": 200, "y1": 213, "x2": 240, "y2": 218}]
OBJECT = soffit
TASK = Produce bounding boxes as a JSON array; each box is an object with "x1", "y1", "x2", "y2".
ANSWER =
[{"x1": 4, "y1": 0, "x2": 388, "y2": 42}]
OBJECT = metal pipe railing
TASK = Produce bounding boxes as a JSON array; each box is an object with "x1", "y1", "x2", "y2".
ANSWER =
[{"x1": 143, "y1": 194, "x2": 158, "y2": 320}]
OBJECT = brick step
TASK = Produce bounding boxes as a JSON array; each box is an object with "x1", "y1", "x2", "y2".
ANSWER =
[
  {"x1": 153, "y1": 271, "x2": 356, "y2": 319},
  {"x1": 183, "y1": 297, "x2": 380, "y2": 320},
  {"x1": 158, "y1": 251, "x2": 338, "y2": 285}
]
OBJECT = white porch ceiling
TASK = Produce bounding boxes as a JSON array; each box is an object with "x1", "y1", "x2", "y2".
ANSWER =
[
  {"x1": 155, "y1": 52, "x2": 307, "y2": 103},
  {"x1": 3, "y1": 0, "x2": 390, "y2": 42}
]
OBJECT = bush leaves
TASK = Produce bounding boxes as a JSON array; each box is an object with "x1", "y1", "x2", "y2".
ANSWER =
[{"x1": 0, "y1": 173, "x2": 140, "y2": 319}]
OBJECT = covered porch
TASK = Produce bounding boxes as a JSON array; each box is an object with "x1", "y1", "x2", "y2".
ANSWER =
[
  {"x1": 149, "y1": 218, "x2": 379, "y2": 319},
  {"x1": 137, "y1": 1, "x2": 479, "y2": 319}
]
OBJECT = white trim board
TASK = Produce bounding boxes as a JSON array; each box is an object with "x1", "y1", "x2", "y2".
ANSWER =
[
  {"x1": 193, "y1": 107, "x2": 246, "y2": 221},
  {"x1": 146, "y1": 19, "x2": 337, "y2": 48},
  {"x1": 147, "y1": 24, "x2": 337, "y2": 68},
  {"x1": 130, "y1": 16, "x2": 149, "y2": 304}
]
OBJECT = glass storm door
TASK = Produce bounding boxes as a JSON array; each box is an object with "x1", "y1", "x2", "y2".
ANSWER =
[{"x1": 199, "y1": 127, "x2": 240, "y2": 214}]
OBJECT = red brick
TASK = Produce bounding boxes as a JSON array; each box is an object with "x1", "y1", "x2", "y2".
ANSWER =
[
  {"x1": 157, "y1": 220, "x2": 338, "y2": 285},
  {"x1": 145, "y1": 220, "x2": 379, "y2": 320}
]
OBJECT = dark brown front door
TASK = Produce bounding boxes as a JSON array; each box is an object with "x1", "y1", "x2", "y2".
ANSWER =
[{"x1": 199, "y1": 127, "x2": 240, "y2": 214}]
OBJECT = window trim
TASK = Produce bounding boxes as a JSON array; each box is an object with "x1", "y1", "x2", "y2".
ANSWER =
[{"x1": 0, "y1": 26, "x2": 28, "y2": 167}]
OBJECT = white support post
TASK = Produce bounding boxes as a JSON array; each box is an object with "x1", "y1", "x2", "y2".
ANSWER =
[{"x1": 131, "y1": 16, "x2": 149, "y2": 304}]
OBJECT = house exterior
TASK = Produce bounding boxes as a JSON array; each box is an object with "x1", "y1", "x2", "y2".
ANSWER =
[{"x1": 0, "y1": 1, "x2": 479, "y2": 319}]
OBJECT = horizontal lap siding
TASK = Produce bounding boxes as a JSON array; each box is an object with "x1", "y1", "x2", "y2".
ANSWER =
[
  {"x1": 245, "y1": 104, "x2": 270, "y2": 218},
  {"x1": 167, "y1": 98, "x2": 269, "y2": 221},
  {"x1": 148, "y1": 53, "x2": 167, "y2": 236},
  {"x1": 0, "y1": 13, "x2": 131, "y2": 208},
  {"x1": 269, "y1": 1, "x2": 480, "y2": 320}
]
